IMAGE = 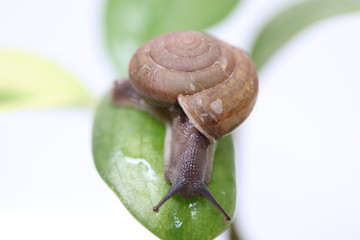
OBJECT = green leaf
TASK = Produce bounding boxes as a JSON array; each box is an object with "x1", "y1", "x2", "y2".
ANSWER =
[
  {"x1": 93, "y1": 94, "x2": 236, "y2": 240},
  {"x1": 0, "y1": 50, "x2": 93, "y2": 111},
  {"x1": 251, "y1": 0, "x2": 360, "y2": 70},
  {"x1": 104, "y1": 0, "x2": 240, "y2": 76}
]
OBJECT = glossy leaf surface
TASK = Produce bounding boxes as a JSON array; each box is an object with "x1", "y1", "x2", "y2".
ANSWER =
[
  {"x1": 0, "y1": 50, "x2": 92, "y2": 111},
  {"x1": 104, "y1": 0, "x2": 240, "y2": 76},
  {"x1": 251, "y1": 0, "x2": 360, "y2": 69},
  {"x1": 93, "y1": 94, "x2": 236, "y2": 240}
]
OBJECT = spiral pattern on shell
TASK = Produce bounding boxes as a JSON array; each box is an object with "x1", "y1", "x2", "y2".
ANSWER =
[{"x1": 129, "y1": 31, "x2": 258, "y2": 141}]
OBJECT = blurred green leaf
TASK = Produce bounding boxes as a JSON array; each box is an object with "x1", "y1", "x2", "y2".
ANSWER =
[
  {"x1": 251, "y1": 0, "x2": 360, "y2": 70},
  {"x1": 0, "y1": 50, "x2": 93, "y2": 111},
  {"x1": 105, "y1": 0, "x2": 240, "y2": 76},
  {"x1": 93, "y1": 94, "x2": 236, "y2": 240}
]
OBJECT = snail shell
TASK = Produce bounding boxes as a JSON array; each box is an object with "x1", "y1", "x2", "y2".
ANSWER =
[{"x1": 129, "y1": 31, "x2": 258, "y2": 142}]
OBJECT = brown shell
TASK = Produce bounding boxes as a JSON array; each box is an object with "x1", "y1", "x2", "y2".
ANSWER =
[{"x1": 129, "y1": 31, "x2": 258, "y2": 141}]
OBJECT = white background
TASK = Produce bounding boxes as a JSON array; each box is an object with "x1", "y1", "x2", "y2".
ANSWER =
[{"x1": 0, "y1": 0, "x2": 360, "y2": 239}]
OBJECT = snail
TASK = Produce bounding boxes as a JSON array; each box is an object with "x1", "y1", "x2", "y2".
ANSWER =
[{"x1": 112, "y1": 31, "x2": 258, "y2": 221}]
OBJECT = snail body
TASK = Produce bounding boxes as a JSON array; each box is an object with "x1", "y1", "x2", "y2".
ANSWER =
[{"x1": 112, "y1": 31, "x2": 258, "y2": 221}]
